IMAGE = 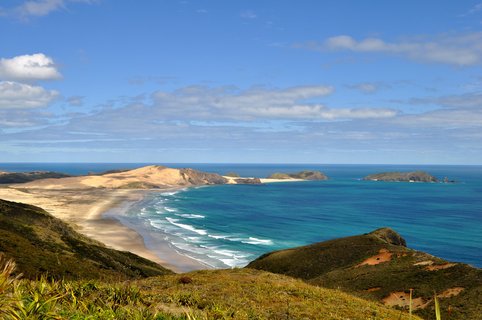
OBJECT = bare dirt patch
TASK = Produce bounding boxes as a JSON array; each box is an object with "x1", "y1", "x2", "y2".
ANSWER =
[
  {"x1": 356, "y1": 248, "x2": 392, "y2": 267},
  {"x1": 438, "y1": 287, "x2": 464, "y2": 298},
  {"x1": 382, "y1": 291, "x2": 430, "y2": 310},
  {"x1": 425, "y1": 263, "x2": 456, "y2": 271}
]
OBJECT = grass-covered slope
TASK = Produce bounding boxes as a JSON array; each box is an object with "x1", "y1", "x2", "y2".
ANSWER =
[
  {"x1": 247, "y1": 228, "x2": 482, "y2": 320},
  {"x1": 0, "y1": 256, "x2": 419, "y2": 320},
  {"x1": 0, "y1": 199, "x2": 172, "y2": 280}
]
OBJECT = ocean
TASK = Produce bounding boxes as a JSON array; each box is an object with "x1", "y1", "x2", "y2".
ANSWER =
[{"x1": 1, "y1": 163, "x2": 481, "y2": 269}]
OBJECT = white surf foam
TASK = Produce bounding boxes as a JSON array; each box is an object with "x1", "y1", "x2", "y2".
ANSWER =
[
  {"x1": 166, "y1": 217, "x2": 207, "y2": 235},
  {"x1": 242, "y1": 237, "x2": 273, "y2": 245},
  {"x1": 178, "y1": 213, "x2": 205, "y2": 219}
]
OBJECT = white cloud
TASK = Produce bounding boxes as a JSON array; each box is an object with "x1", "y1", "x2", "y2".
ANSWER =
[
  {"x1": 0, "y1": 81, "x2": 59, "y2": 109},
  {"x1": 300, "y1": 33, "x2": 482, "y2": 66},
  {"x1": 67, "y1": 95, "x2": 84, "y2": 106},
  {"x1": 18, "y1": 0, "x2": 64, "y2": 16},
  {"x1": 465, "y1": 2, "x2": 482, "y2": 15},
  {"x1": 10, "y1": 0, "x2": 95, "y2": 18},
  {"x1": 410, "y1": 92, "x2": 482, "y2": 109},
  {"x1": 151, "y1": 85, "x2": 397, "y2": 120},
  {"x1": 0, "y1": 53, "x2": 61, "y2": 81}
]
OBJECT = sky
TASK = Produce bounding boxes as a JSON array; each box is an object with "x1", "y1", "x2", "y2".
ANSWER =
[{"x1": 1, "y1": 0, "x2": 482, "y2": 164}]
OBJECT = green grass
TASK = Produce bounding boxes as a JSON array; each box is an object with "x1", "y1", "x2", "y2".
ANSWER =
[
  {"x1": 0, "y1": 255, "x2": 418, "y2": 320},
  {"x1": 248, "y1": 228, "x2": 482, "y2": 320},
  {"x1": 0, "y1": 199, "x2": 172, "y2": 280}
]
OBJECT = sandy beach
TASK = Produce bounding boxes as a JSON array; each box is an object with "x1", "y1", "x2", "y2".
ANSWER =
[
  {"x1": 0, "y1": 186, "x2": 207, "y2": 273},
  {"x1": 0, "y1": 167, "x2": 308, "y2": 273}
]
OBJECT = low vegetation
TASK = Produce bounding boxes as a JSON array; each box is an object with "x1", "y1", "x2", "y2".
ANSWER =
[
  {"x1": 0, "y1": 199, "x2": 172, "y2": 280},
  {"x1": 0, "y1": 255, "x2": 417, "y2": 319},
  {"x1": 0, "y1": 171, "x2": 71, "y2": 184},
  {"x1": 248, "y1": 228, "x2": 482, "y2": 319}
]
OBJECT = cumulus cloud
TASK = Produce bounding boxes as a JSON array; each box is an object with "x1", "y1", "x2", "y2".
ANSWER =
[
  {"x1": 299, "y1": 33, "x2": 482, "y2": 66},
  {"x1": 151, "y1": 85, "x2": 397, "y2": 120},
  {"x1": 0, "y1": 53, "x2": 61, "y2": 81},
  {"x1": 0, "y1": 81, "x2": 59, "y2": 109}
]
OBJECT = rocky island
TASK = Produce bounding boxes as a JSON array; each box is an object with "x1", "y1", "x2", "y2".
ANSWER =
[
  {"x1": 363, "y1": 171, "x2": 438, "y2": 183},
  {"x1": 267, "y1": 170, "x2": 328, "y2": 180}
]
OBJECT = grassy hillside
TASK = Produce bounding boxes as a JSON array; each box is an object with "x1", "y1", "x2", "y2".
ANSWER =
[
  {"x1": 0, "y1": 199, "x2": 172, "y2": 280},
  {"x1": 247, "y1": 228, "x2": 482, "y2": 320},
  {"x1": 0, "y1": 256, "x2": 418, "y2": 319}
]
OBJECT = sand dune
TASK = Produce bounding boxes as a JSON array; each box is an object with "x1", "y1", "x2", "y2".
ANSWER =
[{"x1": 16, "y1": 165, "x2": 226, "y2": 190}]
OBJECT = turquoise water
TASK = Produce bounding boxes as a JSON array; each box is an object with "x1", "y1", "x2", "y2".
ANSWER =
[{"x1": 1, "y1": 163, "x2": 481, "y2": 269}]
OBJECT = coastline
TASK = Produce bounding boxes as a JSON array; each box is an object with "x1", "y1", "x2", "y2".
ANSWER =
[
  {"x1": 101, "y1": 190, "x2": 212, "y2": 272},
  {"x1": 0, "y1": 186, "x2": 207, "y2": 273}
]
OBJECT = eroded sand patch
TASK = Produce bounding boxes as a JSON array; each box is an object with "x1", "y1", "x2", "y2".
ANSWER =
[
  {"x1": 438, "y1": 287, "x2": 464, "y2": 298},
  {"x1": 382, "y1": 291, "x2": 430, "y2": 310},
  {"x1": 425, "y1": 263, "x2": 456, "y2": 271},
  {"x1": 357, "y1": 248, "x2": 392, "y2": 267}
]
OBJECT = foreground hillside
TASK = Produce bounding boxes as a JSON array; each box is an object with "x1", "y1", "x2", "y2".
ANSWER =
[
  {"x1": 0, "y1": 199, "x2": 418, "y2": 319},
  {"x1": 248, "y1": 228, "x2": 482, "y2": 320},
  {"x1": 0, "y1": 199, "x2": 172, "y2": 280},
  {"x1": 0, "y1": 256, "x2": 417, "y2": 320}
]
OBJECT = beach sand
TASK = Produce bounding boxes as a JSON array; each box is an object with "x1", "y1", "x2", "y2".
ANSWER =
[{"x1": 0, "y1": 186, "x2": 206, "y2": 273}]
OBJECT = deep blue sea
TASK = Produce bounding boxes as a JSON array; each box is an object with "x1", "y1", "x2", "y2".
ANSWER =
[{"x1": 1, "y1": 163, "x2": 481, "y2": 269}]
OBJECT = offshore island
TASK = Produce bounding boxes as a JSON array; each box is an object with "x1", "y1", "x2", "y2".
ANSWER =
[{"x1": 0, "y1": 165, "x2": 480, "y2": 319}]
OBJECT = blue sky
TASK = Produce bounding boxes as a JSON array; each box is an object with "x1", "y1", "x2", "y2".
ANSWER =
[{"x1": 1, "y1": 0, "x2": 482, "y2": 164}]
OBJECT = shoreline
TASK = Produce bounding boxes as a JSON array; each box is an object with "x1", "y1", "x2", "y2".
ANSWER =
[
  {"x1": 101, "y1": 190, "x2": 212, "y2": 273},
  {"x1": 0, "y1": 186, "x2": 207, "y2": 273}
]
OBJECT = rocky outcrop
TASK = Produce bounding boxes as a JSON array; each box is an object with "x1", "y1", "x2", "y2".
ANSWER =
[
  {"x1": 234, "y1": 177, "x2": 262, "y2": 184},
  {"x1": 267, "y1": 170, "x2": 328, "y2": 180},
  {"x1": 370, "y1": 227, "x2": 407, "y2": 247},
  {"x1": 179, "y1": 168, "x2": 228, "y2": 185},
  {"x1": 363, "y1": 171, "x2": 438, "y2": 183}
]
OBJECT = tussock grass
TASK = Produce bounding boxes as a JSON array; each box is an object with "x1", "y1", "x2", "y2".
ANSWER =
[{"x1": 0, "y1": 255, "x2": 418, "y2": 320}]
